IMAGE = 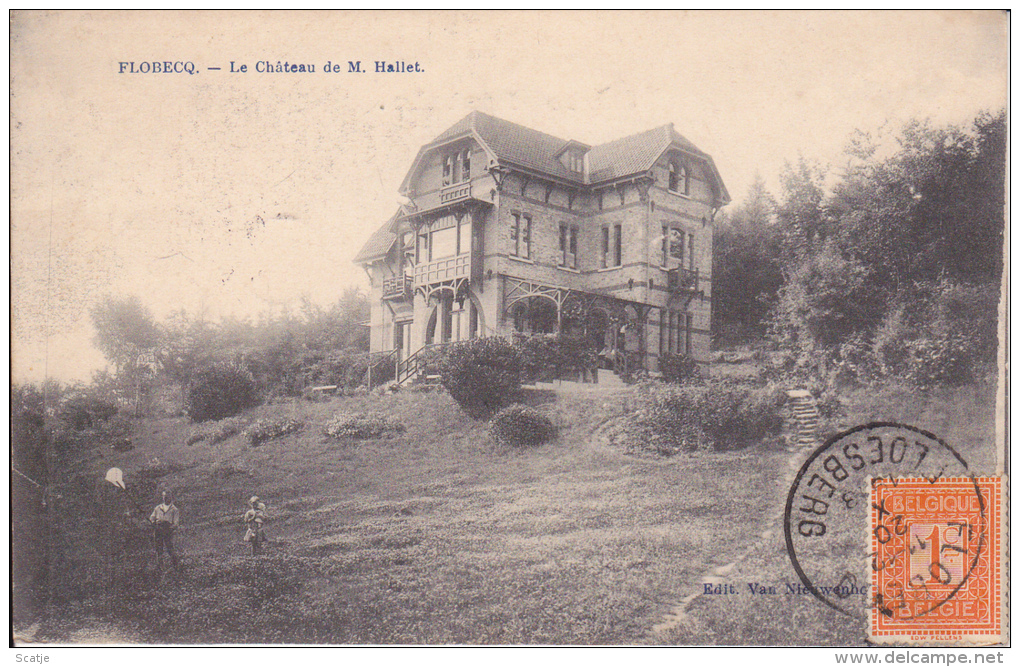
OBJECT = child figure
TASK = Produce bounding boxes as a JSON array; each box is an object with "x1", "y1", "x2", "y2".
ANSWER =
[{"x1": 243, "y1": 495, "x2": 267, "y2": 555}]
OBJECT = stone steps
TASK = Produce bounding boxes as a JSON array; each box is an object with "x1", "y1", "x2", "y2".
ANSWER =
[{"x1": 786, "y1": 389, "x2": 822, "y2": 449}]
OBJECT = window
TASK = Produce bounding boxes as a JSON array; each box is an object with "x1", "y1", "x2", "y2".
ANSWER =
[
  {"x1": 511, "y1": 212, "x2": 531, "y2": 259},
  {"x1": 601, "y1": 227, "x2": 609, "y2": 268},
  {"x1": 670, "y1": 228, "x2": 685, "y2": 261},
  {"x1": 661, "y1": 310, "x2": 676, "y2": 356},
  {"x1": 460, "y1": 149, "x2": 471, "y2": 183},
  {"x1": 685, "y1": 313, "x2": 693, "y2": 356},
  {"x1": 601, "y1": 225, "x2": 621, "y2": 268},
  {"x1": 443, "y1": 155, "x2": 453, "y2": 186},
  {"x1": 661, "y1": 225, "x2": 669, "y2": 266},
  {"x1": 568, "y1": 152, "x2": 583, "y2": 173},
  {"x1": 668, "y1": 159, "x2": 690, "y2": 195},
  {"x1": 441, "y1": 298, "x2": 453, "y2": 343},
  {"x1": 688, "y1": 233, "x2": 695, "y2": 270},
  {"x1": 614, "y1": 224, "x2": 622, "y2": 266},
  {"x1": 458, "y1": 216, "x2": 472, "y2": 255},
  {"x1": 431, "y1": 225, "x2": 457, "y2": 259},
  {"x1": 559, "y1": 223, "x2": 578, "y2": 269},
  {"x1": 417, "y1": 229, "x2": 430, "y2": 262}
]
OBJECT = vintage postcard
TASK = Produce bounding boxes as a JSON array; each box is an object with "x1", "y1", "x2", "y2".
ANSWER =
[{"x1": 9, "y1": 10, "x2": 1008, "y2": 650}]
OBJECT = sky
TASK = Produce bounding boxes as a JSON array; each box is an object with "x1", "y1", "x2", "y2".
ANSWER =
[{"x1": 10, "y1": 10, "x2": 1008, "y2": 383}]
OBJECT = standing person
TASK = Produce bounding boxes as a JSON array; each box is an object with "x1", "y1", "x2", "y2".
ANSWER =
[
  {"x1": 149, "y1": 490, "x2": 180, "y2": 572},
  {"x1": 242, "y1": 495, "x2": 267, "y2": 555}
]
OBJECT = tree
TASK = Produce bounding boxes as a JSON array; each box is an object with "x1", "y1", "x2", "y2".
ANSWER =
[
  {"x1": 775, "y1": 157, "x2": 829, "y2": 265},
  {"x1": 89, "y1": 295, "x2": 161, "y2": 372},
  {"x1": 827, "y1": 111, "x2": 1005, "y2": 291},
  {"x1": 712, "y1": 174, "x2": 784, "y2": 345},
  {"x1": 765, "y1": 110, "x2": 1005, "y2": 385}
]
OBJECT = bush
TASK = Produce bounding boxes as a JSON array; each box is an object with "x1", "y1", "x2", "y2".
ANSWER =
[
  {"x1": 298, "y1": 348, "x2": 373, "y2": 392},
  {"x1": 659, "y1": 353, "x2": 702, "y2": 384},
  {"x1": 244, "y1": 418, "x2": 304, "y2": 446},
  {"x1": 187, "y1": 416, "x2": 245, "y2": 446},
  {"x1": 438, "y1": 338, "x2": 523, "y2": 417},
  {"x1": 323, "y1": 412, "x2": 404, "y2": 440},
  {"x1": 489, "y1": 404, "x2": 557, "y2": 448},
  {"x1": 633, "y1": 381, "x2": 786, "y2": 455},
  {"x1": 185, "y1": 363, "x2": 261, "y2": 422},
  {"x1": 58, "y1": 394, "x2": 119, "y2": 431},
  {"x1": 515, "y1": 334, "x2": 597, "y2": 384}
]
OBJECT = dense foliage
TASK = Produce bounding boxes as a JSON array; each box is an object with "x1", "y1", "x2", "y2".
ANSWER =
[
  {"x1": 515, "y1": 333, "x2": 598, "y2": 384},
  {"x1": 323, "y1": 411, "x2": 405, "y2": 439},
  {"x1": 632, "y1": 382, "x2": 786, "y2": 455},
  {"x1": 489, "y1": 404, "x2": 558, "y2": 448},
  {"x1": 184, "y1": 363, "x2": 261, "y2": 423},
  {"x1": 438, "y1": 337, "x2": 523, "y2": 417},
  {"x1": 658, "y1": 353, "x2": 702, "y2": 385},
  {"x1": 712, "y1": 174, "x2": 784, "y2": 345},
  {"x1": 712, "y1": 111, "x2": 1004, "y2": 387},
  {"x1": 86, "y1": 289, "x2": 371, "y2": 413},
  {"x1": 244, "y1": 418, "x2": 305, "y2": 446}
]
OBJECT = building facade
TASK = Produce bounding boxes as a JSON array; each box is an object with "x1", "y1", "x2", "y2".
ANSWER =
[{"x1": 354, "y1": 111, "x2": 729, "y2": 378}]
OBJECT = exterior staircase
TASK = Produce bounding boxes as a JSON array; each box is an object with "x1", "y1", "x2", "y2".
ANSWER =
[
  {"x1": 786, "y1": 389, "x2": 821, "y2": 449},
  {"x1": 395, "y1": 341, "x2": 467, "y2": 387}
]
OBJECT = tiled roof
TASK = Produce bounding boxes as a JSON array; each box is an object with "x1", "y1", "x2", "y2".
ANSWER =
[
  {"x1": 429, "y1": 111, "x2": 711, "y2": 186},
  {"x1": 352, "y1": 217, "x2": 396, "y2": 263},
  {"x1": 588, "y1": 125, "x2": 706, "y2": 182},
  {"x1": 435, "y1": 111, "x2": 585, "y2": 183}
]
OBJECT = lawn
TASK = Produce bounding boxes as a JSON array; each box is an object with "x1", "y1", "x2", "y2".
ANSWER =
[
  {"x1": 15, "y1": 380, "x2": 998, "y2": 645},
  {"x1": 656, "y1": 380, "x2": 1000, "y2": 646}
]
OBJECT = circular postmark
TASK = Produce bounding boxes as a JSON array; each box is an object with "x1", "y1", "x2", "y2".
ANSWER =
[{"x1": 784, "y1": 422, "x2": 986, "y2": 619}]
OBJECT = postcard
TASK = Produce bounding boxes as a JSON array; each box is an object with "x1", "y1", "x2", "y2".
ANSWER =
[{"x1": 9, "y1": 10, "x2": 1008, "y2": 649}]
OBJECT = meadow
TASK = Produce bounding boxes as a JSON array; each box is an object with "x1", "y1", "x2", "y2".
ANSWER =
[{"x1": 16, "y1": 379, "x2": 998, "y2": 645}]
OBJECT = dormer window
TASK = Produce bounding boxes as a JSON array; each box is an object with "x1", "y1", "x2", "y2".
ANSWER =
[
  {"x1": 669, "y1": 159, "x2": 690, "y2": 196},
  {"x1": 442, "y1": 149, "x2": 471, "y2": 186},
  {"x1": 555, "y1": 140, "x2": 589, "y2": 175}
]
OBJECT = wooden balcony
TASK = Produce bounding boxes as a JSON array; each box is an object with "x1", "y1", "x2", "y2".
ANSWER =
[
  {"x1": 414, "y1": 253, "x2": 471, "y2": 288},
  {"x1": 439, "y1": 181, "x2": 472, "y2": 204},
  {"x1": 667, "y1": 267, "x2": 699, "y2": 293},
  {"x1": 382, "y1": 275, "x2": 412, "y2": 301}
]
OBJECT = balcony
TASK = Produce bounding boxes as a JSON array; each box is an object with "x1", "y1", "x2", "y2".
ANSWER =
[
  {"x1": 414, "y1": 253, "x2": 470, "y2": 288},
  {"x1": 382, "y1": 275, "x2": 412, "y2": 301},
  {"x1": 439, "y1": 181, "x2": 472, "y2": 204},
  {"x1": 667, "y1": 267, "x2": 699, "y2": 293}
]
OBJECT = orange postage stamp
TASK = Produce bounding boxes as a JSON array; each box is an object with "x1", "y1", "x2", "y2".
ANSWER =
[{"x1": 869, "y1": 476, "x2": 1002, "y2": 644}]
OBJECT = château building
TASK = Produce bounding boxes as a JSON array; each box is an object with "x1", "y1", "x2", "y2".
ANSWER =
[{"x1": 354, "y1": 111, "x2": 729, "y2": 381}]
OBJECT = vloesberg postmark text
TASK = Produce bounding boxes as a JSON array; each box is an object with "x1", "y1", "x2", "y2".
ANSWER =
[{"x1": 784, "y1": 422, "x2": 976, "y2": 617}]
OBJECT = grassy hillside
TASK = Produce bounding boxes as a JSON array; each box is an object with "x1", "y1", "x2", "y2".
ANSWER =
[{"x1": 16, "y1": 381, "x2": 998, "y2": 645}]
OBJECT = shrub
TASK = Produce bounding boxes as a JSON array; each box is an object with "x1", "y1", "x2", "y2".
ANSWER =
[
  {"x1": 515, "y1": 334, "x2": 597, "y2": 384},
  {"x1": 323, "y1": 412, "x2": 404, "y2": 440},
  {"x1": 185, "y1": 363, "x2": 261, "y2": 422},
  {"x1": 297, "y1": 348, "x2": 373, "y2": 392},
  {"x1": 489, "y1": 404, "x2": 557, "y2": 448},
  {"x1": 186, "y1": 416, "x2": 245, "y2": 446},
  {"x1": 244, "y1": 418, "x2": 304, "y2": 446},
  {"x1": 58, "y1": 394, "x2": 119, "y2": 431},
  {"x1": 438, "y1": 338, "x2": 522, "y2": 417},
  {"x1": 659, "y1": 353, "x2": 702, "y2": 384},
  {"x1": 633, "y1": 381, "x2": 786, "y2": 455}
]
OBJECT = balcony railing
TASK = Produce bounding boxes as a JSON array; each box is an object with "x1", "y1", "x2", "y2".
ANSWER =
[
  {"x1": 382, "y1": 275, "x2": 412, "y2": 300},
  {"x1": 439, "y1": 182, "x2": 472, "y2": 204},
  {"x1": 667, "y1": 267, "x2": 699, "y2": 293},
  {"x1": 414, "y1": 253, "x2": 470, "y2": 287}
]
